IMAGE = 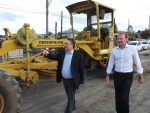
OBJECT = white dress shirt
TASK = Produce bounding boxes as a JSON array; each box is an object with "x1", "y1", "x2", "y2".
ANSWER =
[{"x1": 106, "y1": 44, "x2": 143, "y2": 74}]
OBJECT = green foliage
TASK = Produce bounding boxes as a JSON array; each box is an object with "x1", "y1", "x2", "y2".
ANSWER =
[
  {"x1": 57, "y1": 35, "x2": 68, "y2": 39},
  {"x1": 140, "y1": 29, "x2": 150, "y2": 40},
  {"x1": 38, "y1": 35, "x2": 44, "y2": 40},
  {"x1": 75, "y1": 33, "x2": 82, "y2": 39},
  {"x1": 83, "y1": 27, "x2": 87, "y2": 31},
  {"x1": 100, "y1": 24, "x2": 111, "y2": 29},
  {"x1": 128, "y1": 36, "x2": 135, "y2": 41},
  {"x1": 48, "y1": 31, "x2": 53, "y2": 36},
  {"x1": 0, "y1": 35, "x2": 4, "y2": 38},
  {"x1": 127, "y1": 34, "x2": 136, "y2": 41},
  {"x1": 57, "y1": 32, "x2": 61, "y2": 35},
  {"x1": 83, "y1": 26, "x2": 95, "y2": 31}
]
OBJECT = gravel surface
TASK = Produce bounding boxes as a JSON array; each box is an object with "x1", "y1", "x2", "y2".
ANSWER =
[{"x1": 20, "y1": 50, "x2": 150, "y2": 113}]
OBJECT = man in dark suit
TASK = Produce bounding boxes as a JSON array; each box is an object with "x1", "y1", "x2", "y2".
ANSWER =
[{"x1": 42, "y1": 38, "x2": 84, "y2": 113}]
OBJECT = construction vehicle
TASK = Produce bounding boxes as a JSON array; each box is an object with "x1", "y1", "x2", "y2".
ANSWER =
[{"x1": 0, "y1": 0, "x2": 116, "y2": 112}]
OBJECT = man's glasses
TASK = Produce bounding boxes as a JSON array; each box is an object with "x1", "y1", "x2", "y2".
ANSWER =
[{"x1": 64, "y1": 43, "x2": 72, "y2": 45}]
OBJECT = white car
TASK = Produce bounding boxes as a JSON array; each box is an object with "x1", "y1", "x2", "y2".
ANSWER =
[
  {"x1": 141, "y1": 41, "x2": 150, "y2": 50},
  {"x1": 128, "y1": 41, "x2": 144, "y2": 51}
]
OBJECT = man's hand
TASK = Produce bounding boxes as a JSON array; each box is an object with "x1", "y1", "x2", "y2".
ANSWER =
[
  {"x1": 106, "y1": 74, "x2": 110, "y2": 85},
  {"x1": 138, "y1": 74, "x2": 144, "y2": 84},
  {"x1": 41, "y1": 49, "x2": 49, "y2": 56},
  {"x1": 79, "y1": 84, "x2": 83, "y2": 87}
]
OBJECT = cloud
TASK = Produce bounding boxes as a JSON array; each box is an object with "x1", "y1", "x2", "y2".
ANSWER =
[
  {"x1": 0, "y1": 11, "x2": 25, "y2": 22},
  {"x1": 0, "y1": 0, "x2": 150, "y2": 35}
]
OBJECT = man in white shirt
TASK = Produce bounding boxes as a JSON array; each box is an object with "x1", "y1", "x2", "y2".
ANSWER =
[{"x1": 106, "y1": 32, "x2": 144, "y2": 113}]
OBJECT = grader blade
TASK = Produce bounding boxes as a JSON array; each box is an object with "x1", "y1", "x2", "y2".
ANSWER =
[
  {"x1": 38, "y1": 69, "x2": 57, "y2": 82},
  {"x1": 39, "y1": 74, "x2": 56, "y2": 82}
]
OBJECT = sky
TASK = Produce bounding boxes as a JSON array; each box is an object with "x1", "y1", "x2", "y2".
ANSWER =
[{"x1": 0, "y1": 0, "x2": 150, "y2": 35}]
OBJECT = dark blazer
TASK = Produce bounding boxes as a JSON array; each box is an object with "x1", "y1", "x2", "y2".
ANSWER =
[{"x1": 46, "y1": 50, "x2": 84, "y2": 89}]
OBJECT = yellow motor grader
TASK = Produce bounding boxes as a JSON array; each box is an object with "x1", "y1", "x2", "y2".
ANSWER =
[{"x1": 0, "y1": 0, "x2": 116, "y2": 112}]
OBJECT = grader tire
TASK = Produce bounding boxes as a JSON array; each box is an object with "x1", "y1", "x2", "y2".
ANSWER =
[{"x1": 0, "y1": 69, "x2": 22, "y2": 113}]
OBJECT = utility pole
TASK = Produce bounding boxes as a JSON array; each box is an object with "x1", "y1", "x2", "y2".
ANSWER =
[
  {"x1": 55, "y1": 22, "x2": 57, "y2": 39},
  {"x1": 127, "y1": 19, "x2": 130, "y2": 33},
  {"x1": 61, "y1": 11, "x2": 63, "y2": 38},
  {"x1": 46, "y1": 0, "x2": 52, "y2": 36},
  {"x1": 149, "y1": 14, "x2": 150, "y2": 29},
  {"x1": 127, "y1": 19, "x2": 134, "y2": 34},
  {"x1": 46, "y1": 0, "x2": 48, "y2": 36}
]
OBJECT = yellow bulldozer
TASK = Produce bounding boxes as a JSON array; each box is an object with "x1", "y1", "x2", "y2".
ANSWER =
[{"x1": 0, "y1": 0, "x2": 116, "y2": 112}]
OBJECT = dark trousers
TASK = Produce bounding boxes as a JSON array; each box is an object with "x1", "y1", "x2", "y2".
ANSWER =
[
  {"x1": 63, "y1": 78, "x2": 76, "y2": 113},
  {"x1": 113, "y1": 71, "x2": 133, "y2": 113}
]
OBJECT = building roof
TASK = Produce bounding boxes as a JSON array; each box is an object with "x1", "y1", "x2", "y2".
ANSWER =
[
  {"x1": 62, "y1": 28, "x2": 79, "y2": 34},
  {"x1": 0, "y1": 38, "x2": 5, "y2": 41},
  {"x1": 135, "y1": 33, "x2": 141, "y2": 38}
]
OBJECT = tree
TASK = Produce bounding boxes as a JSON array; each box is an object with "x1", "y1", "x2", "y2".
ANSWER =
[
  {"x1": 100, "y1": 24, "x2": 111, "y2": 29},
  {"x1": 127, "y1": 25, "x2": 134, "y2": 34},
  {"x1": 137, "y1": 30, "x2": 141, "y2": 33},
  {"x1": 0, "y1": 35, "x2": 4, "y2": 38},
  {"x1": 83, "y1": 27, "x2": 87, "y2": 31},
  {"x1": 57, "y1": 32, "x2": 61, "y2": 35},
  {"x1": 76, "y1": 33, "x2": 82, "y2": 39},
  {"x1": 140, "y1": 29, "x2": 150, "y2": 40},
  {"x1": 56, "y1": 32, "x2": 68, "y2": 39},
  {"x1": 127, "y1": 34, "x2": 136, "y2": 41},
  {"x1": 48, "y1": 31, "x2": 53, "y2": 36},
  {"x1": 83, "y1": 26, "x2": 95, "y2": 31}
]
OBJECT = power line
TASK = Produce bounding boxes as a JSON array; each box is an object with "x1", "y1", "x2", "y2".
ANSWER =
[
  {"x1": 0, "y1": 4, "x2": 45, "y2": 12},
  {"x1": 51, "y1": 0, "x2": 78, "y2": 6},
  {"x1": 50, "y1": 4, "x2": 61, "y2": 15},
  {"x1": 0, "y1": 4, "x2": 84, "y2": 19},
  {"x1": 0, "y1": 6, "x2": 45, "y2": 14},
  {"x1": 0, "y1": 2, "x2": 88, "y2": 19},
  {"x1": 0, "y1": 6, "x2": 87, "y2": 21},
  {"x1": 0, "y1": 5, "x2": 137, "y2": 27}
]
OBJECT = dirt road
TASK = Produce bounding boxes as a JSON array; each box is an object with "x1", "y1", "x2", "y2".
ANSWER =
[{"x1": 20, "y1": 50, "x2": 150, "y2": 113}]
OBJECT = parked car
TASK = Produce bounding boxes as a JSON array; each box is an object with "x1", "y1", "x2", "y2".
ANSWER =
[
  {"x1": 128, "y1": 41, "x2": 144, "y2": 51},
  {"x1": 141, "y1": 41, "x2": 150, "y2": 50}
]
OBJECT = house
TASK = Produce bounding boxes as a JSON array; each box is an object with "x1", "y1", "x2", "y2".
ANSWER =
[{"x1": 62, "y1": 28, "x2": 79, "y2": 38}]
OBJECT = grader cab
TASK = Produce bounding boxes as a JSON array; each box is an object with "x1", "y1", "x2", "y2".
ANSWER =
[
  {"x1": 0, "y1": 0, "x2": 116, "y2": 112},
  {"x1": 66, "y1": 0, "x2": 116, "y2": 68}
]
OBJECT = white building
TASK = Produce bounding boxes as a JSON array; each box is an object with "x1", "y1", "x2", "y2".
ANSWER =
[{"x1": 62, "y1": 28, "x2": 79, "y2": 38}]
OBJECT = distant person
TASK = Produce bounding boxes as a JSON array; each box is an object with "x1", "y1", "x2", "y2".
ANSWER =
[
  {"x1": 42, "y1": 38, "x2": 84, "y2": 113},
  {"x1": 106, "y1": 32, "x2": 144, "y2": 113}
]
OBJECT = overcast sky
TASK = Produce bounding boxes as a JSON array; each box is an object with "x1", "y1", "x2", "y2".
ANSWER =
[{"x1": 0, "y1": 0, "x2": 150, "y2": 35}]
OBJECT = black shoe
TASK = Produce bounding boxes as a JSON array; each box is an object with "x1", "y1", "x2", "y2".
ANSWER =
[{"x1": 73, "y1": 106, "x2": 76, "y2": 110}]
